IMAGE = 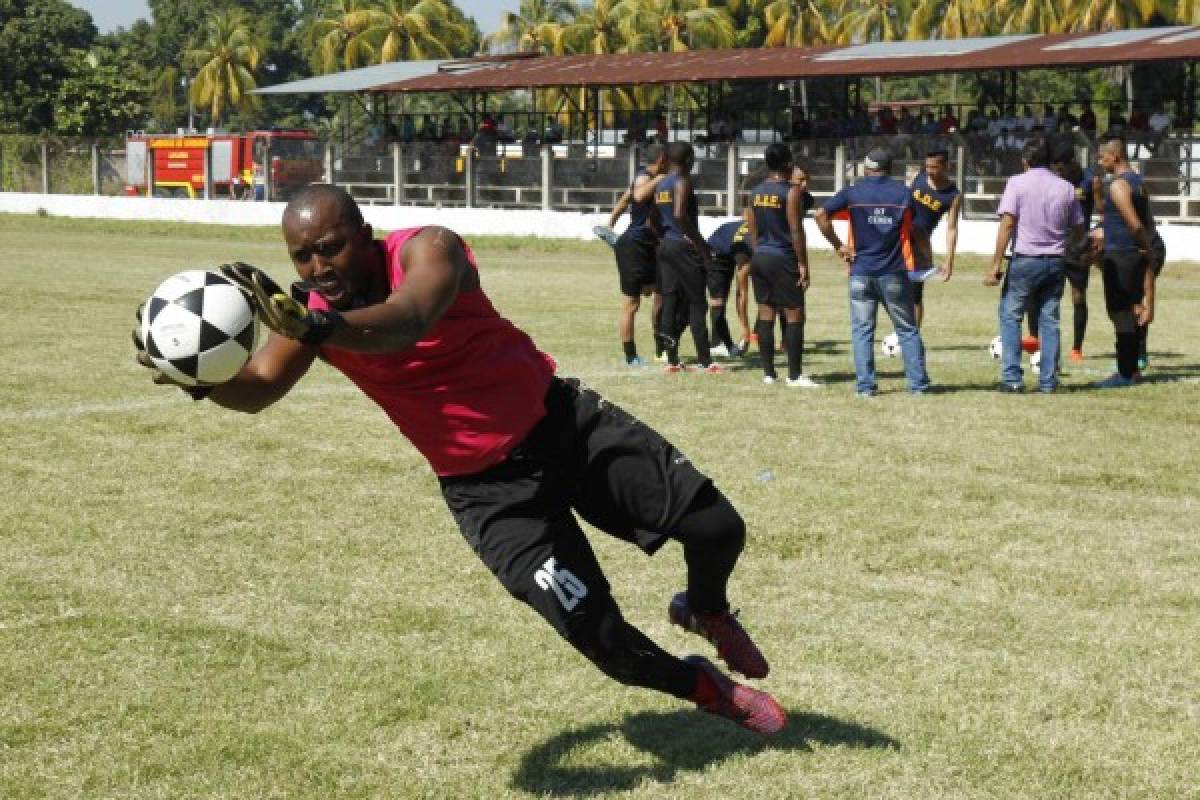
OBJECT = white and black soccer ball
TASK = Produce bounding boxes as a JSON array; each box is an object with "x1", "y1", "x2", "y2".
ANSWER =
[
  {"x1": 140, "y1": 270, "x2": 257, "y2": 387},
  {"x1": 989, "y1": 336, "x2": 1003, "y2": 359},
  {"x1": 1030, "y1": 350, "x2": 1042, "y2": 375},
  {"x1": 880, "y1": 332, "x2": 900, "y2": 358}
]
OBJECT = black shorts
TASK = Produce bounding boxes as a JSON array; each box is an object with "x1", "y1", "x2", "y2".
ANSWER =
[
  {"x1": 707, "y1": 255, "x2": 736, "y2": 300},
  {"x1": 1064, "y1": 259, "x2": 1090, "y2": 290},
  {"x1": 750, "y1": 251, "x2": 805, "y2": 309},
  {"x1": 1101, "y1": 249, "x2": 1148, "y2": 313},
  {"x1": 657, "y1": 238, "x2": 707, "y2": 303},
  {"x1": 438, "y1": 377, "x2": 711, "y2": 639},
  {"x1": 614, "y1": 234, "x2": 658, "y2": 297}
]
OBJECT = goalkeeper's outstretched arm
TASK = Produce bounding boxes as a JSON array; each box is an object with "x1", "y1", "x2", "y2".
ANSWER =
[{"x1": 207, "y1": 334, "x2": 319, "y2": 413}]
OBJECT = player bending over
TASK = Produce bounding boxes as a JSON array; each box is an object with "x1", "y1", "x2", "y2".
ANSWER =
[{"x1": 133, "y1": 184, "x2": 784, "y2": 734}]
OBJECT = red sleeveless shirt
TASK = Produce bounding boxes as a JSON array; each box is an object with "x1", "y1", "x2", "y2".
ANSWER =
[{"x1": 306, "y1": 228, "x2": 556, "y2": 476}]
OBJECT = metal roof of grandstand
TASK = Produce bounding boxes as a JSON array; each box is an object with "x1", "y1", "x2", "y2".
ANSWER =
[
  {"x1": 251, "y1": 55, "x2": 516, "y2": 94},
  {"x1": 337, "y1": 27, "x2": 1200, "y2": 94}
]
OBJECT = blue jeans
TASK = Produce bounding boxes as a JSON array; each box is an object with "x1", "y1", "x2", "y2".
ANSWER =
[
  {"x1": 848, "y1": 273, "x2": 930, "y2": 393},
  {"x1": 999, "y1": 256, "x2": 1065, "y2": 391}
]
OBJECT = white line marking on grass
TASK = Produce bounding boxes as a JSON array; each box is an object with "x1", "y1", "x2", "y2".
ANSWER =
[{"x1": 0, "y1": 384, "x2": 360, "y2": 423}]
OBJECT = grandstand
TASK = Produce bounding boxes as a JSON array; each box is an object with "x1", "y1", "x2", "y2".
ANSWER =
[{"x1": 252, "y1": 28, "x2": 1200, "y2": 222}]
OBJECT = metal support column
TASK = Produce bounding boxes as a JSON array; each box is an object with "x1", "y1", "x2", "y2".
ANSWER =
[
  {"x1": 835, "y1": 144, "x2": 846, "y2": 191},
  {"x1": 392, "y1": 141, "x2": 404, "y2": 205},
  {"x1": 91, "y1": 142, "x2": 100, "y2": 195},
  {"x1": 628, "y1": 144, "x2": 638, "y2": 184},
  {"x1": 202, "y1": 143, "x2": 210, "y2": 200},
  {"x1": 541, "y1": 144, "x2": 552, "y2": 211},
  {"x1": 324, "y1": 143, "x2": 334, "y2": 184},
  {"x1": 726, "y1": 142, "x2": 738, "y2": 216},
  {"x1": 41, "y1": 142, "x2": 49, "y2": 194},
  {"x1": 465, "y1": 146, "x2": 475, "y2": 208}
]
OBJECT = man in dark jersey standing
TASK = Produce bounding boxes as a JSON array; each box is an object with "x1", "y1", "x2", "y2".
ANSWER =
[
  {"x1": 646, "y1": 142, "x2": 722, "y2": 373},
  {"x1": 745, "y1": 143, "x2": 819, "y2": 387},
  {"x1": 815, "y1": 148, "x2": 930, "y2": 396},
  {"x1": 1094, "y1": 134, "x2": 1159, "y2": 387},
  {"x1": 1050, "y1": 141, "x2": 1100, "y2": 363},
  {"x1": 133, "y1": 185, "x2": 784, "y2": 734},
  {"x1": 604, "y1": 144, "x2": 667, "y2": 366},
  {"x1": 705, "y1": 219, "x2": 751, "y2": 359},
  {"x1": 908, "y1": 149, "x2": 961, "y2": 328}
]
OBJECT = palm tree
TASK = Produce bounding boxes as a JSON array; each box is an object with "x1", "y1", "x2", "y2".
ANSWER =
[
  {"x1": 907, "y1": 0, "x2": 995, "y2": 40},
  {"x1": 1175, "y1": 0, "x2": 1200, "y2": 23},
  {"x1": 184, "y1": 8, "x2": 262, "y2": 128},
  {"x1": 991, "y1": 0, "x2": 1068, "y2": 34},
  {"x1": 483, "y1": 0, "x2": 580, "y2": 55},
  {"x1": 1060, "y1": 0, "x2": 1164, "y2": 31},
  {"x1": 756, "y1": 0, "x2": 833, "y2": 47},
  {"x1": 829, "y1": 0, "x2": 915, "y2": 44},
  {"x1": 348, "y1": 0, "x2": 471, "y2": 64},
  {"x1": 612, "y1": 0, "x2": 736, "y2": 53},
  {"x1": 308, "y1": 0, "x2": 372, "y2": 73}
]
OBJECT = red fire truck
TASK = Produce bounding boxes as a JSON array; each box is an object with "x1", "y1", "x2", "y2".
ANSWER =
[{"x1": 125, "y1": 130, "x2": 324, "y2": 200}]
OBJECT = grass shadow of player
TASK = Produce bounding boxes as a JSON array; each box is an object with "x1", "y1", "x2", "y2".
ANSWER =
[{"x1": 511, "y1": 708, "x2": 899, "y2": 797}]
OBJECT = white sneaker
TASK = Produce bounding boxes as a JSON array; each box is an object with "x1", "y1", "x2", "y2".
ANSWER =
[
  {"x1": 709, "y1": 343, "x2": 730, "y2": 359},
  {"x1": 785, "y1": 374, "x2": 822, "y2": 389},
  {"x1": 763, "y1": 376, "x2": 777, "y2": 385}
]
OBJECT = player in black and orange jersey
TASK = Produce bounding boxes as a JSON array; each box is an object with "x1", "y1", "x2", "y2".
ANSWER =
[
  {"x1": 745, "y1": 144, "x2": 818, "y2": 387},
  {"x1": 907, "y1": 149, "x2": 961, "y2": 329}
]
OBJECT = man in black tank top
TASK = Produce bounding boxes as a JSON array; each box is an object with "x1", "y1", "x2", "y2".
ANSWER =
[
  {"x1": 603, "y1": 144, "x2": 668, "y2": 366},
  {"x1": 1095, "y1": 134, "x2": 1159, "y2": 387}
]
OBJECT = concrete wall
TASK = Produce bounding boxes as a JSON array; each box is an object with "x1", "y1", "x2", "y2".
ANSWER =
[{"x1": 4, "y1": 191, "x2": 1200, "y2": 259}]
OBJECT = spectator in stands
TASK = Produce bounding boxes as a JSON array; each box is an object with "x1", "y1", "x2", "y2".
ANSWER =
[
  {"x1": 544, "y1": 117, "x2": 564, "y2": 144},
  {"x1": 987, "y1": 109, "x2": 1004, "y2": 139},
  {"x1": 1147, "y1": 106, "x2": 1172, "y2": 153},
  {"x1": 1040, "y1": 104, "x2": 1058, "y2": 132},
  {"x1": 1079, "y1": 104, "x2": 1097, "y2": 136},
  {"x1": 938, "y1": 105, "x2": 959, "y2": 133},
  {"x1": 1016, "y1": 106, "x2": 1035, "y2": 132},
  {"x1": 1128, "y1": 106, "x2": 1149, "y2": 133},
  {"x1": 791, "y1": 110, "x2": 812, "y2": 141},
  {"x1": 1057, "y1": 104, "x2": 1078, "y2": 130},
  {"x1": 1108, "y1": 107, "x2": 1127, "y2": 133},
  {"x1": 920, "y1": 112, "x2": 939, "y2": 136},
  {"x1": 654, "y1": 113, "x2": 669, "y2": 143},
  {"x1": 400, "y1": 116, "x2": 416, "y2": 144},
  {"x1": 878, "y1": 107, "x2": 898, "y2": 135},
  {"x1": 899, "y1": 107, "x2": 918, "y2": 135}
]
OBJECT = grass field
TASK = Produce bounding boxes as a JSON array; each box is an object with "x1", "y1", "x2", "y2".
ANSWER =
[{"x1": 2, "y1": 212, "x2": 1198, "y2": 799}]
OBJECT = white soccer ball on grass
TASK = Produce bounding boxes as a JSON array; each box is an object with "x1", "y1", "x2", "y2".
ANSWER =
[
  {"x1": 140, "y1": 270, "x2": 257, "y2": 387},
  {"x1": 880, "y1": 332, "x2": 900, "y2": 358},
  {"x1": 989, "y1": 336, "x2": 1002, "y2": 359}
]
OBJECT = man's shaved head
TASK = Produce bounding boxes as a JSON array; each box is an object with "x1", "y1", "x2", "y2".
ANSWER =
[{"x1": 284, "y1": 183, "x2": 363, "y2": 228}]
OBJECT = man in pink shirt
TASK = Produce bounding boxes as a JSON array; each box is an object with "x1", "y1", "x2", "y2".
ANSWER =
[
  {"x1": 133, "y1": 185, "x2": 785, "y2": 735},
  {"x1": 985, "y1": 139, "x2": 1085, "y2": 393}
]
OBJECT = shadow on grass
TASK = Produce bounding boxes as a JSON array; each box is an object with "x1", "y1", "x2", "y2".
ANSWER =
[{"x1": 511, "y1": 708, "x2": 899, "y2": 797}]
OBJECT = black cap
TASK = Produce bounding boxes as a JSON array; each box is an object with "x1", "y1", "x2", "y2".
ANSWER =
[{"x1": 864, "y1": 147, "x2": 892, "y2": 171}]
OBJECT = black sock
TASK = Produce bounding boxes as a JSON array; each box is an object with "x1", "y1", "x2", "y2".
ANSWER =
[
  {"x1": 1116, "y1": 332, "x2": 1139, "y2": 378},
  {"x1": 652, "y1": 304, "x2": 664, "y2": 357},
  {"x1": 1072, "y1": 302, "x2": 1087, "y2": 351},
  {"x1": 756, "y1": 319, "x2": 776, "y2": 378},
  {"x1": 622, "y1": 340, "x2": 638, "y2": 363},
  {"x1": 689, "y1": 303, "x2": 712, "y2": 367},
  {"x1": 784, "y1": 321, "x2": 805, "y2": 380},
  {"x1": 709, "y1": 306, "x2": 734, "y2": 352},
  {"x1": 1137, "y1": 324, "x2": 1149, "y2": 360}
]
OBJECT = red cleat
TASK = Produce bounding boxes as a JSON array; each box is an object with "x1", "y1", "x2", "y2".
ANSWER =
[
  {"x1": 686, "y1": 655, "x2": 786, "y2": 735},
  {"x1": 669, "y1": 591, "x2": 769, "y2": 679},
  {"x1": 1069, "y1": 349, "x2": 1084, "y2": 363},
  {"x1": 1021, "y1": 335, "x2": 1040, "y2": 354}
]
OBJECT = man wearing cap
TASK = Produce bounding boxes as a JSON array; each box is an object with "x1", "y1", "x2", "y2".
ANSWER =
[
  {"x1": 814, "y1": 147, "x2": 931, "y2": 396},
  {"x1": 984, "y1": 138, "x2": 1085, "y2": 393}
]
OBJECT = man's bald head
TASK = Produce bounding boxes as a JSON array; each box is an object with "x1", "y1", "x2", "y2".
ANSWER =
[{"x1": 283, "y1": 184, "x2": 364, "y2": 228}]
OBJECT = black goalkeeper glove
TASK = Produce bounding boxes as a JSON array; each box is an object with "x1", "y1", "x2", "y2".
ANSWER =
[
  {"x1": 219, "y1": 262, "x2": 344, "y2": 346},
  {"x1": 132, "y1": 302, "x2": 213, "y2": 401}
]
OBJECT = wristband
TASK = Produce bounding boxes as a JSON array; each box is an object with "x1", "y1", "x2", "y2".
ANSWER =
[{"x1": 299, "y1": 309, "x2": 345, "y2": 346}]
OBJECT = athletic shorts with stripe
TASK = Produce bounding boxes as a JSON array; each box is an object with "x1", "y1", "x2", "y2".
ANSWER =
[
  {"x1": 750, "y1": 251, "x2": 805, "y2": 309},
  {"x1": 1101, "y1": 249, "x2": 1148, "y2": 313},
  {"x1": 438, "y1": 377, "x2": 711, "y2": 641}
]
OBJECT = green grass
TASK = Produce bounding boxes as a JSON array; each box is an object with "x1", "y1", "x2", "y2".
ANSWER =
[{"x1": 1, "y1": 213, "x2": 1198, "y2": 799}]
